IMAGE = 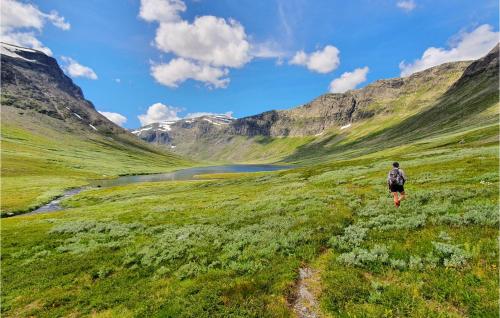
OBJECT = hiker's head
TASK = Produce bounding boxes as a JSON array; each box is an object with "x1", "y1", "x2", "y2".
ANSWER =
[{"x1": 392, "y1": 162, "x2": 400, "y2": 168}]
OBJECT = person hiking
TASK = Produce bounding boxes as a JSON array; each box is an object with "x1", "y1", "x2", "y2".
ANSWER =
[{"x1": 387, "y1": 162, "x2": 407, "y2": 207}]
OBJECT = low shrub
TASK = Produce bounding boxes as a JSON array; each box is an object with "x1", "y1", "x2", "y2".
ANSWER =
[
  {"x1": 337, "y1": 244, "x2": 389, "y2": 268},
  {"x1": 432, "y1": 242, "x2": 471, "y2": 268},
  {"x1": 329, "y1": 224, "x2": 368, "y2": 251}
]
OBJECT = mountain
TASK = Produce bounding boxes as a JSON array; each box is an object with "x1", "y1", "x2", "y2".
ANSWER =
[
  {"x1": 1, "y1": 42, "x2": 123, "y2": 134},
  {"x1": 1, "y1": 42, "x2": 189, "y2": 215},
  {"x1": 132, "y1": 114, "x2": 235, "y2": 146},
  {"x1": 133, "y1": 57, "x2": 477, "y2": 162},
  {"x1": 284, "y1": 44, "x2": 499, "y2": 162}
]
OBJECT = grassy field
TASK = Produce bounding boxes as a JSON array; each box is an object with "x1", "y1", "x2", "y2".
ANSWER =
[
  {"x1": 1, "y1": 106, "x2": 190, "y2": 215},
  {"x1": 1, "y1": 50, "x2": 498, "y2": 316},
  {"x1": 2, "y1": 120, "x2": 498, "y2": 317}
]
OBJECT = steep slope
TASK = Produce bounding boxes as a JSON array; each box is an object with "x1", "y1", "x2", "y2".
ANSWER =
[
  {"x1": 2, "y1": 43, "x2": 117, "y2": 134},
  {"x1": 134, "y1": 59, "x2": 472, "y2": 162},
  {"x1": 0, "y1": 43, "x2": 190, "y2": 215},
  {"x1": 285, "y1": 44, "x2": 499, "y2": 162}
]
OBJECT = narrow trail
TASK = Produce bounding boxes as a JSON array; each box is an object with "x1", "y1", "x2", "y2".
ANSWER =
[{"x1": 292, "y1": 266, "x2": 321, "y2": 318}]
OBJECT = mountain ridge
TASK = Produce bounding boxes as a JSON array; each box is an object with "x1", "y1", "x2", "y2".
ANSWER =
[
  {"x1": 133, "y1": 53, "x2": 489, "y2": 162},
  {"x1": 2, "y1": 42, "x2": 124, "y2": 136}
]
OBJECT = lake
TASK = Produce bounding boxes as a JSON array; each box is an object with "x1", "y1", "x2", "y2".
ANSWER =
[{"x1": 21, "y1": 164, "x2": 292, "y2": 216}]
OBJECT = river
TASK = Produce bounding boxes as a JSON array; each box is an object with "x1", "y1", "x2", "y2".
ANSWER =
[{"x1": 20, "y1": 164, "x2": 291, "y2": 216}]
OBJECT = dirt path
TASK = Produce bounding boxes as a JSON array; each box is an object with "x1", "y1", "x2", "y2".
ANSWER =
[{"x1": 292, "y1": 266, "x2": 321, "y2": 318}]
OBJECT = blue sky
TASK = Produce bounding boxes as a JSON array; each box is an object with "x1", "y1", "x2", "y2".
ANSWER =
[{"x1": 3, "y1": 0, "x2": 499, "y2": 128}]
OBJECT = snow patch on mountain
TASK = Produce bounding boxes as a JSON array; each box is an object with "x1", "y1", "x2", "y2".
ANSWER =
[
  {"x1": 131, "y1": 126, "x2": 153, "y2": 135},
  {"x1": 158, "y1": 121, "x2": 177, "y2": 131},
  {"x1": 1, "y1": 43, "x2": 37, "y2": 62}
]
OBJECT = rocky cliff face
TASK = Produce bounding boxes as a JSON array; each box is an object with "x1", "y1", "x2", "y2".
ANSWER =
[
  {"x1": 133, "y1": 58, "x2": 472, "y2": 150},
  {"x1": 1, "y1": 42, "x2": 122, "y2": 135},
  {"x1": 449, "y1": 44, "x2": 498, "y2": 91},
  {"x1": 132, "y1": 115, "x2": 234, "y2": 147},
  {"x1": 231, "y1": 60, "x2": 471, "y2": 137}
]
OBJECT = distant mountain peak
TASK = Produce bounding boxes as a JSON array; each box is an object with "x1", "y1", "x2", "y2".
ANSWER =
[{"x1": 1, "y1": 42, "x2": 126, "y2": 135}]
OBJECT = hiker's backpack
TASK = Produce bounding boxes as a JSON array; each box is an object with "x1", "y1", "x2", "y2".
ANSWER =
[{"x1": 388, "y1": 168, "x2": 405, "y2": 186}]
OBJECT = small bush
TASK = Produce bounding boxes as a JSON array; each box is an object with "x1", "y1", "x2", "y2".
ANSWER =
[
  {"x1": 329, "y1": 225, "x2": 368, "y2": 251},
  {"x1": 337, "y1": 244, "x2": 389, "y2": 268},
  {"x1": 408, "y1": 256, "x2": 424, "y2": 271},
  {"x1": 432, "y1": 242, "x2": 471, "y2": 268},
  {"x1": 389, "y1": 259, "x2": 407, "y2": 270}
]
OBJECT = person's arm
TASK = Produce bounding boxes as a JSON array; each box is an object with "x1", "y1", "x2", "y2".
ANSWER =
[{"x1": 400, "y1": 169, "x2": 407, "y2": 181}]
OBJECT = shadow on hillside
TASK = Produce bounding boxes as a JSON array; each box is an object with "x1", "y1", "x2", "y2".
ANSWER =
[{"x1": 282, "y1": 64, "x2": 499, "y2": 163}]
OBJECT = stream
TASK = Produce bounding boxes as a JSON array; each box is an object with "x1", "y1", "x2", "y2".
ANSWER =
[{"x1": 19, "y1": 164, "x2": 292, "y2": 216}]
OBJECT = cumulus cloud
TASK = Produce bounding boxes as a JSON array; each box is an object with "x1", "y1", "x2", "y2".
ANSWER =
[
  {"x1": 138, "y1": 103, "x2": 182, "y2": 126},
  {"x1": 139, "y1": 0, "x2": 186, "y2": 23},
  {"x1": 139, "y1": 0, "x2": 259, "y2": 89},
  {"x1": 329, "y1": 66, "x2": 369, "y2": 93},
  {"x1": 290, "y1": 45, "x2": 340, "y2": 73},
  {"x1": 397, "y1": 0, "x2": 416, "y2": 12},
  {"x1": 99, "y1": 111, "x2": 128, "y2": 126},
  {"x1": 154, "y1": 16, "x2": 251, "y2": 68},
  {"x1": 151, "y1": 58, "x2": 229, "y2": 88},
  {"x1": 61, "y1": 56, "x2": 98, "y2": 80},
  {"x1": 0, "y1": 0, "x2": 70, "y2": 56},
  {"x1": 399, "y1": 24, "x2": 499, "y2": 76}
]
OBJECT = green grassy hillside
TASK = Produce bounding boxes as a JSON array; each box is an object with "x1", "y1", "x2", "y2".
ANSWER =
[
  {"x1": 1, "y1": 106, "x2": 190, "y2": 215},
  {"x1": 1, "y1": 48, "x2": 498, "y2": 316},
  {"x1": 2, "y1": 122, "x2": 498, "y2": 317},
  {"x1": 283, "y1": 47, "x2": 499, "y2": 164},
  {"x1": 154, "y1": 60, "x2": 472, "y2": 164}
]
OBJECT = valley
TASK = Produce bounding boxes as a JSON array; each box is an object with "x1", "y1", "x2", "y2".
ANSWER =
[{"x1": 1, "y1": 41, "x2": 498, "y2": 317}]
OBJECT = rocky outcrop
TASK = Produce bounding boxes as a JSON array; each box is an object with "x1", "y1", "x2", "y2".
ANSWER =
[
  {"x1": 1, "y1": 42, "x2": 122, "y2": 135},
  {"x1": 233, "y1": 60, "x2": 471, "y2": 137},
  {"x1": 134, "y1": 58, "x2": 472, "y2": 150},
  {"x1": 449, "y1": 44, "x2": 499, "y2": 91}
]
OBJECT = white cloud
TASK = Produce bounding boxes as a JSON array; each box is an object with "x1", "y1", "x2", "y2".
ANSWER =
[
  {"x1": 276, "y1": 0, "x2": 304, "y2": 45},
  {"x1": 0, "y1": 31, "x2": 52, "y2": 55},
  {"x1": 399, "y1": 24, "x2": 499, "y2": 76},
  {"x1": 0, "y1": 0, "x2": 70, "y2": 56},
  {"x1": 151, "y1": 58, "x2": 229, "y2": 88},
  {"x1": 44, "y1": 11, "x2": 71, "y2": 30},
  {"x1": 137, "y1": 103, "x2": 234, "y2": 126},
  {"x1": 99, "y1": 111, "x2": 128, "y2": 126},
  {"x1": 397, "y1": 0, "x2": 416, "y2": 12},
  {"x1": 290, "y1": 45, "x2": 340, "y2": 73},
  {"x1": 139, "y1": 0, "x2": 186, "y2": 23},
  {"x1": 140, "y1": 0, "x2": 286, "y2": 89},
  {"x1": 138, "y1": 103, "x2": 182, "y2": 126},
  {"x1": 114, "y1": 78, "x2": 121, "y2": 83},
  {"x1": 251, "y1": 40, "x2": 286, "y2": 59},
  {"x1": 61, "y1": 56, "x2": 98, "y2": 80},
  {"x1": 154, "y1": 16, "x2": 251, "y2": 68},
  {"x1": 185, "y1": 111, "x2": 233, "y2": 118},
  {"x1": 329, "y1": 66, "x2": 369, "y2": 93}
]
